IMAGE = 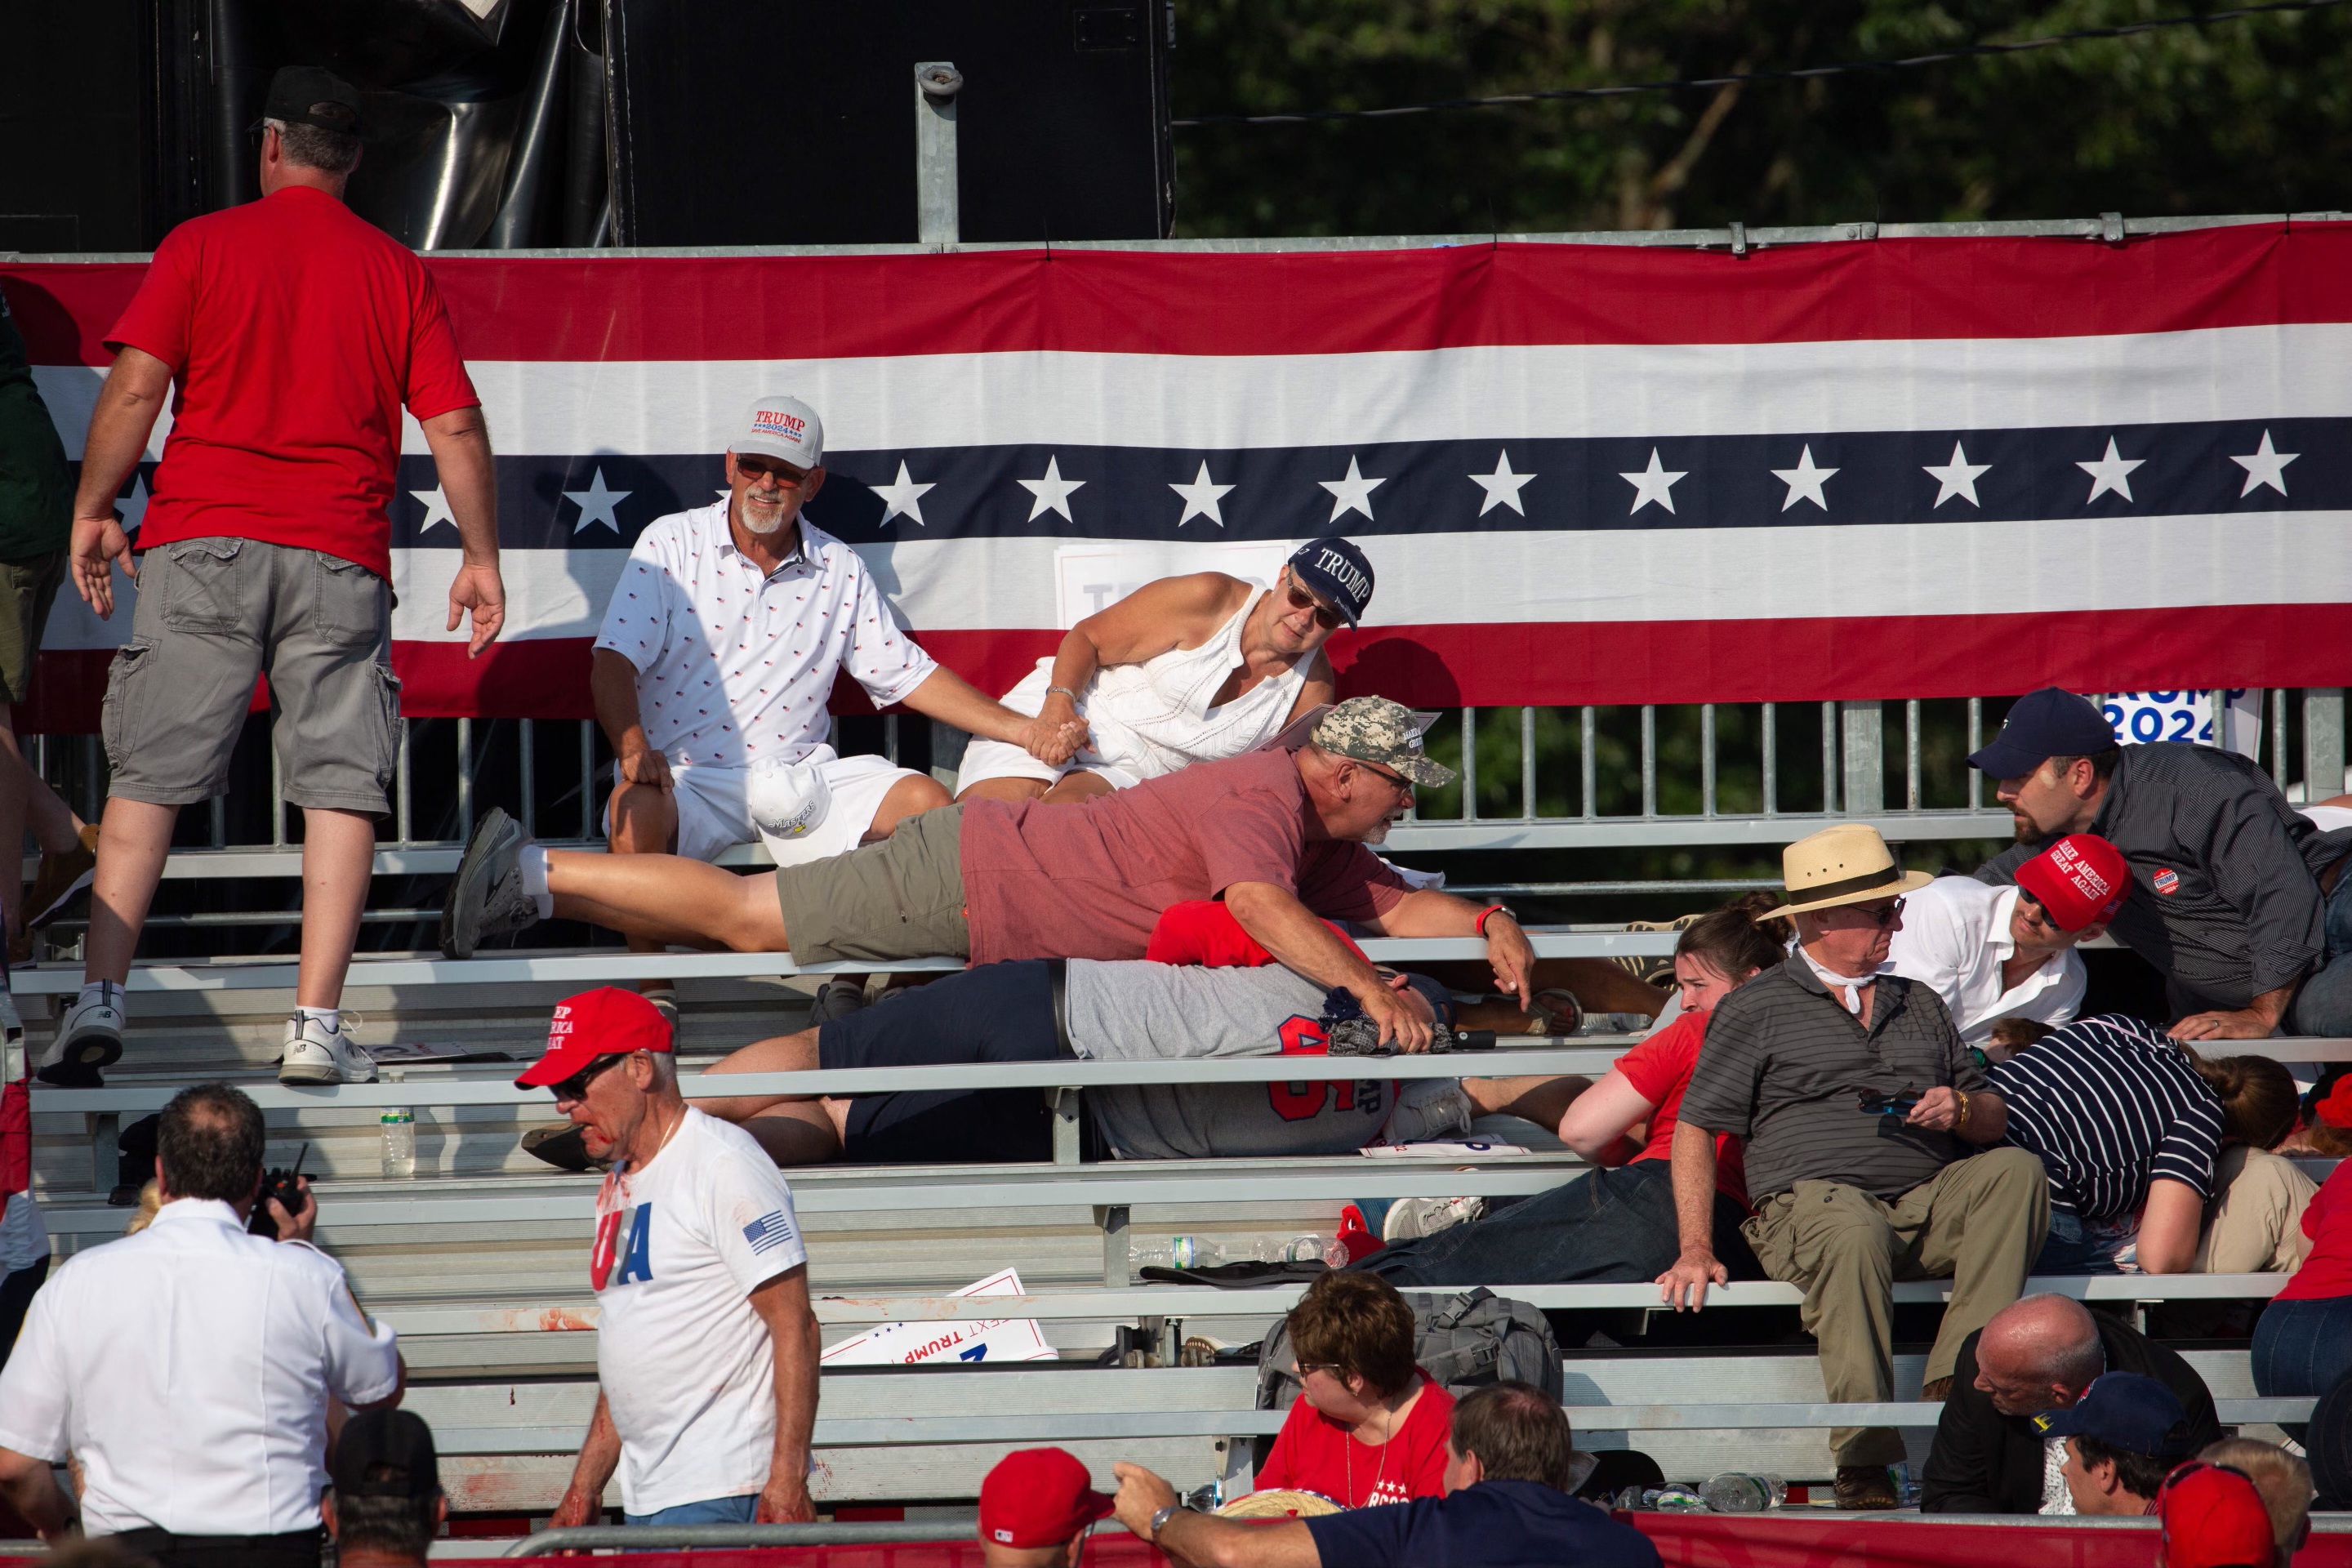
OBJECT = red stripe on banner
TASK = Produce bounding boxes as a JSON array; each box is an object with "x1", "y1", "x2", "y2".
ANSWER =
[
  {"x1": 13, "y1": 604, "x2": 2344, "y2": 732},
  {"x1": 9, "y1": 224, "x2": 2352, "y2": 365}
]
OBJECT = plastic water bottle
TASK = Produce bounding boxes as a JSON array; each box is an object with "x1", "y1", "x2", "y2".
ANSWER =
[
  {"x1": 1285, "y1": 1234, "x2": 1336, "y2": 1264},
  {"x1": 380, "y1": 1070, "x2": 416, "y2": 1178},
  {"x1": 1699, "y1": 1472, "x2": 1785, "y2": 1512}
]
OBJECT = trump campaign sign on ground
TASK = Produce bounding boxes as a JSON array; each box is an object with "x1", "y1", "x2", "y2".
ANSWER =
[{"x1": 6, "y1": 220, "x2": 2350, "y2": 726}]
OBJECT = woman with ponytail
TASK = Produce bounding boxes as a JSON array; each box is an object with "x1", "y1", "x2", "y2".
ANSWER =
[{"x1": 1352, "y1": 894, "x2": 1784, "y2": 1287}]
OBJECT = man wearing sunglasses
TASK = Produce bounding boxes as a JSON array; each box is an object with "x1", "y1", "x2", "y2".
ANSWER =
[
  {"x1": 955, "y1": 537, "x2": 1366, "y2": 807},
  {"x1": 1660, "y1": 823, "x2": 2047, "y2": 1510},
  {"x1": 587, "y1": 396, "x2": 1071, "y2": 1014}
]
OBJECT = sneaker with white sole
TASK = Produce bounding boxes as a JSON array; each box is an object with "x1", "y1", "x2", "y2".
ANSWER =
[
  {"x1": 1381, "y1": 1195, "x2": 1487, "y2": 1242},
  {"x1": 38, "y1": 982, "x2": 125, "y2": 1087},
  {"x1": 440, "y1": 807, "x2": 540, "y2": 959},
  {"x1": 278, "y1": 1012, "x2": 376, "y2": 1085}
]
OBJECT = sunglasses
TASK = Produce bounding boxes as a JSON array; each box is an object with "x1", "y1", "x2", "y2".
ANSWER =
[
  {"x1": 1857, "y1": 1092, "x2": 1922, "y2": 1118},
  {"x1": 550, "y1": 1053, "x2": 629, "y2": 1103},
  {"x1": 1833, "y1": 897, "x2": 1906, "y2": 929},
  {"x1": 734, "y1": 456, "x2": 813, "y2": 485},
  {"x1": 1281, "y1": 576, "x2": 1346, "y2": 631},
  {"x1": 1297, "y1": 1361, "x2": 1348, "y2": 1380}
]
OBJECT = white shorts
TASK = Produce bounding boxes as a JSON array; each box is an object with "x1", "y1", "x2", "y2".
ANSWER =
[
  {"x1": 605, "y1": 750, "x2": 925, "y2": 867},
  {"x1": 954, "y1": 733, "x2": 1143, "y2": 796}
]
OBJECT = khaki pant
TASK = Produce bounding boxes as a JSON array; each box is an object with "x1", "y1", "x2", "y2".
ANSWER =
[
  {"x1": 1744, "y1": 1147, "x2": 2050, "y2": 1468},
  {"x1": 2197, "y1": 1146, "x2": 2319, "y2": 1273}
]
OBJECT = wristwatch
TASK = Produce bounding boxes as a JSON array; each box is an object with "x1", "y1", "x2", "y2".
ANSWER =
[{"x1": 1149, "y1": 1502, "x2": 1185, "y2": 1539}]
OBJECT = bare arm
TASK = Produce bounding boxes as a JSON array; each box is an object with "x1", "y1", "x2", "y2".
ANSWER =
[
  {"x1": 746, "y1": 1266, "x2": 820, "y2": 1523},
  {"x1": 591, "y1": 647, "x2": 670, "y2": 791},
  {"x1": 901, "y1": 666, "x2": 1078, "y2": 755},
  {"x1": 420, "y1": 405, "x2": 505, "y2": 657},
  {"x1": 1036, "y1": 572, "x2": 1248, "y2": 751},
  {"x1": 0, "y1": 1448, "x2": 75, "y2": 1544},
  {"x1": 2135, "y1": 1177, "x2": 2208, "y2": 1275},
  {"x1": 69, "y1": 345, "x2": 176, "y2": 617},
  {"x1": 1907, "y1": 1086, "x2": 2009, "y2": 1144},
  {"x1": 1361, "y1": 886, "x2": 1535, "y2": 1011},
  {"x1": 1224, "y1": 880, "x2": 1431, "y2": 1051},
  {"x1": 1655, "y1": 1118, "x2": 1726, "y2": 1310},
  {"x1": 548, "y1": 1392, "x2": 622, "y2": 1529},
  {"x1": 1556, "y1": 1069, "x2": 1658, "y2": 1165},
  {"x1": 1113, "y1": 1461, "x2": 1321, "y2": 1568}
]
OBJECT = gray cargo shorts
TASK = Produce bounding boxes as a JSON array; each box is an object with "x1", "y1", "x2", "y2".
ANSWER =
[
  {"x1": 774, "y1": 804, "x2": 970, "y2": 964},
  {"x1": 102, "y1": 536, "x2": 400, "y2": 816}
]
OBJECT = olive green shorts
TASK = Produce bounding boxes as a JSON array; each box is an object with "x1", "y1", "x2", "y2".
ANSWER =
[
  {"x1": 773, "y1": 803, "x2": 970, "y2": 965},
  {"x1": 0, "y1": 548, "x2": 65, "y2": 705}
]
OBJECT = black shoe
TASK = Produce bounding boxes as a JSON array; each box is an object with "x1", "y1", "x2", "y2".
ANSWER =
[
  {"x1": 521, "y1": 1120, "x2": 608, "y2": 1173},
  {"x1": 441, "y1": 808, "x2": 538, "y2": 960}
]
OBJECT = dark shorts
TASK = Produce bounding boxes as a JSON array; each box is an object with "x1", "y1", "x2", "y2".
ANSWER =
[
  {"x1": 821, "y1": 959, "x2": 1092, "y2": 1163},
  {"x1": 0, "y1": 548, "x2": 64, "y2": 704}
]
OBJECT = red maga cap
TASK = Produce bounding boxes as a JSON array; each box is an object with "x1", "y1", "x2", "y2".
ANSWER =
[
  {"x1": 978, "y1": 1448, "x2": 1115, "y2": 1550},
  {"x1": 2158, "y1": 1462, "x2": 2278, "y2": 1568},
  {"x1": 2315, "y1": 1073, "x2": 2352, "y2": 1130},
  {"x1": 514, "y1": 987, "x2": 673, "y2": 1089},
  {"x1": 2016, "y1": 832, "x2": 2129, "y2": 932}
]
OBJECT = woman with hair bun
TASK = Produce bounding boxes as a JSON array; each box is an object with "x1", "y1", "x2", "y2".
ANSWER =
[{"x1": 1352, "y1": 894, "x2": 1784, "y2": 1287}]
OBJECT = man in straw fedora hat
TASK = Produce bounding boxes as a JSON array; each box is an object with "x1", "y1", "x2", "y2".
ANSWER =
[{"x1": 1658, "y1": 823, "x2": 2050, "y2": 1509}]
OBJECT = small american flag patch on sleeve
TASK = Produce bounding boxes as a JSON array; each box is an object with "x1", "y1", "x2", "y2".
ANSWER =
[{"x1": 742, "y1": 1210, "x2": 798, "y2": 1255}]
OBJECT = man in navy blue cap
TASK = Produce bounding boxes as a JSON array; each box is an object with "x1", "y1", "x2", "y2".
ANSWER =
[
  {"x1": 2038, "y1": 1371, "x2": 2194, "y2": 1516},
  {"x1": 954, "y1": 537, "x2": 1365, "y2": 806},
  {"x1": 1971, "y1": 687, "x2": 2352, "y2": 1040}
]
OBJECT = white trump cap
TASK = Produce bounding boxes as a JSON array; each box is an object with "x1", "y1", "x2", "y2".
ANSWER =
[{"x1": 734, "y1": 394, "x2": 824, "y2": 470}]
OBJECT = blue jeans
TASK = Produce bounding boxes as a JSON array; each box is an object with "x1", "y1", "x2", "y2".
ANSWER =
[
  {"x1": 1351, "y1": 1161, "x2": 1759, "y2": 1287},
  {"x1": 2031, "y1": 1209, "x2": 2123, "y2": 1275},
  {"x1": 625, "y1": 1493, "x2": 760, "y2": 1527},
  {"x1": 2284, "y1": 861, "x2": 2352, "y2": 1035},
  {"x1": 2253, "y1": 1295, "x2": 2352, "y2": 1396}
]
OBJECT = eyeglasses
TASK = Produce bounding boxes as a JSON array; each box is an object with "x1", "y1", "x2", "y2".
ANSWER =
[
  {"x1": 1358, "y1": 762, "x2": 1414, "y2": 801},
  {"x1": 1281, "y1": 575, "x2": 1345, "y2": 631},
  {"x1": 1297, "y1": 1362, "x2": 1347, "y2": 1380},
  {"x1": 550, "y1": 1053, "x2": 629, "y2": 1104},
  {"x1": 734, "y1": 456, "x2": 813, "y2": 485}
]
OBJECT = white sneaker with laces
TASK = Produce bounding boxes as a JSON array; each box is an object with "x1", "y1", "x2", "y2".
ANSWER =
[
  {"x1": 1381, "y1": 1195, "x2": 1488, "y2": 1243},
  {"x1": 278, "y1": 1012, "x2": 376, "y2": 1085},
  {"x1": 38, "y1": 982, "x2": 125, "y2": 1086}
]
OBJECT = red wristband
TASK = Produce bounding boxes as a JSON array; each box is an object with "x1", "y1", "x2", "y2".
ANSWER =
[{"x1": 1476, "y1": 903, "x2": 1511, "y2": 937}]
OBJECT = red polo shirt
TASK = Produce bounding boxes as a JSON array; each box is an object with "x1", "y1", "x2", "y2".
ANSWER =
[{"x1": 106, "y1": 185, "x2": 478, "y2": 578}]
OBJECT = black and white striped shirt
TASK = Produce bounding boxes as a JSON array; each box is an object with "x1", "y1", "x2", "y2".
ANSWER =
[{"x1": 1988, "y1": 1014, "x2": 2224, "y2": 1221}]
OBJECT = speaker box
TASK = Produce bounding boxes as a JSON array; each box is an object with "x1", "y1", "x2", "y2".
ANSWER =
[{"x1": 603, "y1": 0, "x2": 1174, "y2": 246}]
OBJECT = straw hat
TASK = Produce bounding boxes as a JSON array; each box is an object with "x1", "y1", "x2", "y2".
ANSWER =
[{"x1": 1760, "y1": 823, "x2": 1935, "y2": 918}]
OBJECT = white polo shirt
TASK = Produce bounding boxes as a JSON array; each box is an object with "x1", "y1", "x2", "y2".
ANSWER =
[
  {"x1": 1882, "y1": 875, "x2": 2086, "y2": 1047},
  {"x1": 0, "y1": 1197, "x2": 400, "y2": 1537},
  {"x1": 593, "y1": 504, "x2": 938, "y2": 770}
]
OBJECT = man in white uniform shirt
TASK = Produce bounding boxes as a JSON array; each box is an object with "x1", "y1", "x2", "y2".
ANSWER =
[
  {"x1": 0, "y1": 1084, "x2": 403, "y2": 1564},
  {"x1": 528, "y1": 988, "x2": 822, "y2": 1530},
  {"x1": 1883, "y1": 835, "x2": 2127, "y2": 1048}
]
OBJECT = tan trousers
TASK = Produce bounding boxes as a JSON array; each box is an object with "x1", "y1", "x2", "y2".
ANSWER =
[
  {"x1": 1744, "y1": 1147, "x2": 2050, "y2": 1468},
  {"x1": 2196, "y1": 1146, "x2": 2319, "y2": 1273}
]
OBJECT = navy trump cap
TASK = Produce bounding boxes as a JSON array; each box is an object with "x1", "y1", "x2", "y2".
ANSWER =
[
  {"x1": 2034, "y1": 1372, "x2": 2194, "y2": 1459},
  {"x1": 1967, "y1": 687, "x2": 2117, "y2": 778},
  {"x1": 1287, "y1": 538, "x2": 1374, "y2": 627}
]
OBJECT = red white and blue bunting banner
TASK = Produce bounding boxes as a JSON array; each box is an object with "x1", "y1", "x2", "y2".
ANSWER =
[{"x1": 7, "y1": 223, "x2": 2350, "y2": 726}]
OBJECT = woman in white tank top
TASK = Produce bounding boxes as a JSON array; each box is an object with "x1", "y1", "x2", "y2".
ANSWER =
[{"x1": 955, "y1": 542, "x2": 1368, "y2": 804}]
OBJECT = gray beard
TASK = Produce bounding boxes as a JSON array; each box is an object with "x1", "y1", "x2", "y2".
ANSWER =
[
  {"x1": 738, "y1": 496, "x2": 791, "y2": 534},
  {"x1": 1364, "y1": 817, "x2": 1393, "y2": 845}
]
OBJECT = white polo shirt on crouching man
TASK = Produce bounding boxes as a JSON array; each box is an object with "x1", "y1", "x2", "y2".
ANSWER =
[
  {"x1": 0, "y1": 1197, "x2": 401, "y2": 1537},
  {"x1": 1882, "y1": 875, "x2": 2086, "y2": 1047}
]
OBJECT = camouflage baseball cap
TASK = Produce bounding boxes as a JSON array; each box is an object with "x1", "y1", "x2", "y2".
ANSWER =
[{"x1": 1311, "y1": 697, "x2": 1454, "y2": 789}]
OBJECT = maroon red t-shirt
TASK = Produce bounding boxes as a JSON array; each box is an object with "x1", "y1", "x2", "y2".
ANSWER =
[
  {"x1": 106, "y1": 185, "x2": 479, "y2": 577},
  {"x1": 957, "y1": 749, "x2": 1408, "y2": 965}
]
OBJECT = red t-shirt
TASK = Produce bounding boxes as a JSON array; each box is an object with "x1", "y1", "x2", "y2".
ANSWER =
[
  {"x1": 1613, "y1": 1009, "x2": 1748, "y2": 1208},
  {"x1": 105, "y1": 185, "x2": 479, "y2": 577},
  {"x1": 2275, "y1": 1159, "x2": 2352, "y2": 1302},
  {"x1": 1255, "y1": 1373, "x2": 1454, "y2": 1508},
  {"x1": 957, "y1": 749, "x2": 1407, "y2": 965}
]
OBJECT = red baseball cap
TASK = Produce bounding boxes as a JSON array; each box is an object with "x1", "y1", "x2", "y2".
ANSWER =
[
  {"x1": 978, "y1": 1448, "x2": 1114, "y2": 1550},
  {"x1": 2016, "y1": 832, "x2": 2129, "y2": 932},
  {"x1": 514, "y1": 987, "x2": 673, "y2": 1089},
  {"x1": 2158, "y1": 1461, "x2": 2278, "y2": 1568},
  {"x1": 2314, "y1": 1072, "x2": 2352, "y2": 1129}
]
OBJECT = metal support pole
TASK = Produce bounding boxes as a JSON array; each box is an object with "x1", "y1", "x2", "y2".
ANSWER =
[
  {"x1": 1699, "y1": 704, "x2": 1717, "y2": 817},
  {"x1": 1099, "y1": 1204, "x2": 1130, "y2": 1288},
  {"x1": 2306, "y1": 688, "x2": 2346, "y2": 801},
  {"x1": 1842, "y1": 701, "x2": 1885, "y2": 814},
  {"x1": 1967, "y1": 698, "x2": 1984, "y2": 808},
  {"x1": 2272, "y1": 688, "x2": 2289, "y2": 788},
  {"x1": 1904, "y1": 698, "x2": 1922, "y2": 811},
  {"x1": 1460, "y1": 708, "x2": 1478, "y2": 820},
  {"x1": 1049, "y1": 1087, "x2": 1083, "y2": 1165},
  {"x1": 1519, "y1": 706, "x2": 1536, "y2": 821},
  {"x1": 1820, "y1": 702, "x2": 1838, "y2": 814},
  {"x1": 914, "y1": 63, "x2": 962, "y2": 246},
  {"x1": 1579, "y1": 708, "x2": 1597, "y2": 818},
  {"x1": 1640, "y1": 706, "x2": 1657, "y2": 818},
  {"x1": 1761, "y1": 703, "x2": 1778, "y2": 816}
]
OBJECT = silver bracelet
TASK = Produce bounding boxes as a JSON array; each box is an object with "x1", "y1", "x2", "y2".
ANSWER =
[{"x1": 1045, "y1": 685, "x2": 1081, "y2": 702}]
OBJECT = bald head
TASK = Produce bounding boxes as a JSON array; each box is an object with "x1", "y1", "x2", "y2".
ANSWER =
[{"x1": 1973, "y1": 1294, "x2": 2106, "y2": 1417}]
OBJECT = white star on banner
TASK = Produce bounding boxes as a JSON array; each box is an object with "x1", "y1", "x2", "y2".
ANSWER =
[
  {"x1": 1770, "y1": 445, "x2": 1840, "y2": 512},
  {"x1": 118, "y1": 472, "x2": 150, "y2": 534},
  {"x1": 1317, "y1": 455, "x2": 1386, "y2": 523},
  {"x1": 1169, "y1": 461, "x2": 1235, "y2": 528},
  {"x1": 410, "y1": 486, "x2": 454, "y2": 533},
  {"x1": 1619, "y1": 448, "x2": 1687, "y2": 514},
  {"x1": 1922, "y1": 442, "x2": 1992, "y2": 509},
  {"x1": 2077, "y1": 437, "x2": 2146, "y2": 504},
  {"x1": 1016, "y1": 455, "x2": 1086, "y2": 523},
  {"x1": 871, "y1": 461, "x2": 936, "y2": 526},
  {"x1": 564, "y1": 468, "x2": 632, "y2": 533},
  {"x1": 1468, "y1": 450, "x2": 1535, "y2": 516},
  {"x1": 2228, "y1": 430, "x2": 2298, "y2": 497}
]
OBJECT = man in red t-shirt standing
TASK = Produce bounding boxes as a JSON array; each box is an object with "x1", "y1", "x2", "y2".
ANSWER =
[{"x1": 38, "y1": 67, "x2": 505, "y2": 1089}]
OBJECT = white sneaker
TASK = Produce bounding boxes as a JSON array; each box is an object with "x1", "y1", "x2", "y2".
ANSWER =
[
  {"x1": 1381, "y1": 1195, "x2": 1487, "y2": 1243},
  {"x1": 38, "y1": 982, "x2": 125, "y2": 1087},
  {"x1": 278, "y1": 1012, "x2": 376, "y2": 1085}
]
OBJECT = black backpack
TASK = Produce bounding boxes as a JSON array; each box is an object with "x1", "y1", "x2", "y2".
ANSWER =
[{"x1": 1257, "y1": 1286, "x2": 1563, "y2": 1410}]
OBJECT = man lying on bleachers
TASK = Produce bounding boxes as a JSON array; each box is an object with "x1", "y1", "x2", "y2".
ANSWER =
[
  {"x1": 1968, "y1": 687, "x2": 2352, "y2": 1040},
  {"x1": 443, "y1": 697, "x2": 1535, "y2": 1052}
]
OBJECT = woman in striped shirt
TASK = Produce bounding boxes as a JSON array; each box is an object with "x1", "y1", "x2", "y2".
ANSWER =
[{"x1": 1986, "y1": 1014, "x2": 2304, "y2": 1274}]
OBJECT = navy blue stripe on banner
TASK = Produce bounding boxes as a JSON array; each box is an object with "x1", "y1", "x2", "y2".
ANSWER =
[{"x1": 372, "y1": 417, "x2": 2344, "y2": 550}]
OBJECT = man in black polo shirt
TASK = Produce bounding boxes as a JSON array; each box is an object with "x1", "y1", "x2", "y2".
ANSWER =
[
  {"x1": 1660, "y1": 823, "x2": 2048, "y2": 1509},
  {"x1": 1968, "y1": 686, "x2": 2352, "y2": 1039}
]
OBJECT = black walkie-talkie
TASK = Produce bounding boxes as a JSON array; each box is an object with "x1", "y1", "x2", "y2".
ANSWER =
[{"x1": 249, "y1": 1143, "x2": 310, "y2": 1236}]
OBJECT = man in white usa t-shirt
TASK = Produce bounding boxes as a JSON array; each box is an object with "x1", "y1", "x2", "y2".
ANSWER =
[{"x1": 525, "y1": 988, "x2": 821, "y2": 1529}]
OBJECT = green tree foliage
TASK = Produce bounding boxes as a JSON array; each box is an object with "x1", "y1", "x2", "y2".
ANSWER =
[{"x1": 1169, "y1": 1, "x2": 2352, "y2": 236}]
